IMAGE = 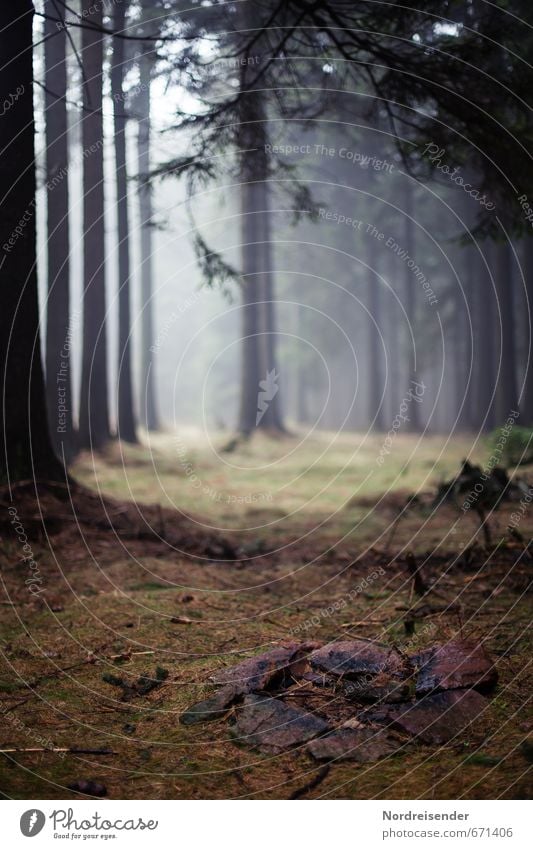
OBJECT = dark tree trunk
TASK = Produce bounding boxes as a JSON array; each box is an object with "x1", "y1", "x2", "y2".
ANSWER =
[
  {"x1": 363, "y1": 230, "x2": 385, "y2": 431},
  {"x1": 403, "y1": 181, "x2": 422, "y2": 431},
  {"x1": 460, "y1": 241, "x2": 477, "y2": 430},
  {"x1": 0, "y1": 1, "x2": 64, "y2": 484},
  {"x1": 256, "y1": 176, "x2": 284, "y2": 430},
  {"x1": 44, "y1": 0, "x2": 76, "y2": 462},
  {"x1": 238, "y1": 187, "x2": 261, "y2": 436},
  {"x1": 137, "y1": 51, "x2": 159, "y2": 432},
  {"x1": 237, "y1": 15, "x2": 284, "y2": 436},
  {"x1": 521, "y1": 236, "x2": 533, "y2": 423},
  {"x1": 112, "y1": 0, "x2": 137, "y2": 443},
  {"x1": 476, "y1": 244, "x2": 496, "y2": 430},
  {"x1": 384, "y1": 250, "x2": 401, "y2": 427},
  {"x1": 493, "y1": 240, "x2": 518, "y2": 422},
  {"x1": 78, "y1": 2, "x2": 110, "y2": 449},
  {"x1": 451, "y1": 243, "x2": 472, "y2": 430}
]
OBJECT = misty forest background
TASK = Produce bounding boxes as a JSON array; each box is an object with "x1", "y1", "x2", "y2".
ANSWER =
[
  {"x1": 4, "y1": 0, "x2": 533, "y2": 475},
  {"x1": 0, "y1": 0, "x2": 532, "y2": 802}
]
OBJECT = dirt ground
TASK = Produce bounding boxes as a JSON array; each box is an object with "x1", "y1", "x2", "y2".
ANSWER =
[{"x1": 0, "y1": 432, "x2": 531, "y2": 799}]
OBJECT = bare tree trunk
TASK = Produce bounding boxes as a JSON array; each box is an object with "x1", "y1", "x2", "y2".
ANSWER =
[
  {"x1": 256, "y1": 177, "x2": 284, "y2": 430},
  {"x1": 78, "y1": 1, "x2": 110, "y2": 449},
  {"x1": 451, "y1": 244, "x2": 471, "y2": 430},
  {"x1": 44, "y1": 0, "x2": 76, "y2": 462},
  {"x1": 237, "y1": 9, "x2": 284, "y2": 436},
  {"x1": 363, "y1": 228, "x2": 385, "y2": 431},
  {"x1": 403, "y1": 181, "x2": 422, "y2": 431},
  {"x1": 384, "y1": 250, "x2": 401, "y2": 427},
  {"x1": 137, "y1": 50, "x2": 159, "y2": 432},
  {"x1": 0, "y1": 1, "x2": 64, "y2": 483},
  {"x1": 112, "y1": 0, "x2": 137, "y2": 443},
  {"x1": 477, "y1": 244, "x2": 496, "y2": 430},
  {"x1": 460, "y1": 241, "x2": 477, "y2": 430},
  {"x1": 494, "y1": 241, "x2": 518, "y2": 422},
  {"x1": 238, "y1": 183, "x2": 261, "y2": 435},
  {"x1": 521, "y1": 236, "x2": 533, "y2": 423}
]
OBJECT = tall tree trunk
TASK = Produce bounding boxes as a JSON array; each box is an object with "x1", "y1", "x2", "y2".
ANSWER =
[
  {"x1": 238, "y1": 182, "x2": 261, "y2": 435},
  {"x1": 0, "y1": 1, "x2": 64, "y2": 484},
  {"x1": 493, "y1": 241, "x2": 518, "y2": 422},
  {"x1": 363, "y1": 228, "x2": 385, "y2": 431},
  {"x1": 451, "y1": 244, "x2": 471, "y2": 430},
  {"x1": 237, "y1": 11, "x2": 284, "y2": 436},
  {"x1": 44, "y1": 0, "x2": 76, "y2": 462},
  {"x1": 521, "y1": 236, "x2": 533, "y2": 423},
  {"x1": 112, "y1": 0, "x2": 137, "y2": 443},
  {"x1": 403, "y1": 181, "x2": 422, "y2": 431},
  {"x1": 78, "y1": 1, "x2": 110, "y2": 449},
  {"x1": 256, "y1": 177, "x2": 284, "y2": 430},
  {"x1": 476, "y1": 244, "x2": 496, "y2": 430},
  {"x1": 460, "y1": 241, "x2": 478, "y2": 430},
  {"x1": 137, "y1": 50, "x2": 159, "y2": 432},
  {"x1": 384, "y1": 250, "x2": 401, "y2": 427}
]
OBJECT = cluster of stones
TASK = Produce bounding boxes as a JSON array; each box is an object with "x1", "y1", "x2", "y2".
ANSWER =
[{"x1": 180, "y1": 638, "x2": 498, "y2": 762}]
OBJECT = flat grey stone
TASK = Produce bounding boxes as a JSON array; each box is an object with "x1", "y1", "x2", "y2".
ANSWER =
[
  {"x1": 309, "y1": 640, "x2": 407, "y2": 680},
  {"x1": 413, "y1": 640, "x2": 498, "y2": 695},
  {"x1": 308, "y1": 727, "x2": 399, "y2": 762},
  {"x1": 230, "y1": 694, "x2": 329, "y2": 754}
]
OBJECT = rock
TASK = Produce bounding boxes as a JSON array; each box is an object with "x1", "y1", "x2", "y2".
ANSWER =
[
  {"x1": 180, "y1": 685, "x2": 239, "y2": 726},
  {"x1": 209, "y1": 643, "x2": 315, "y2": 694},
  {"x1": 413, "y1": 640, "x2": 498, "y2": 695},
  {"x1": 308, "y1": 727, "x2": 399, "y2": 762},
  {"x1": 343, "y1": 671, "x2": 411, "y2": 703},
  {"x1": 384, "y1": 690, "x2": 489, "y2": 745},
  {"x1": 230, "y1": 694, "x2": 329, "y2": 753},
  {"x1": 309, "y1": 640, "x2": 407, "y2": 680}
]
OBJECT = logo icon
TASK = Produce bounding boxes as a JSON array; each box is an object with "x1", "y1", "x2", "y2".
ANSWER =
[
  {"x1": 20, "y1": 810, "x2": 46, "y2": 837},
  {"x1": 256, "y1": 368, "x2": 279, "y2": 426}
]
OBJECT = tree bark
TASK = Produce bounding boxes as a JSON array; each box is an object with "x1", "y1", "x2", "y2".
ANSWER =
[
  {"x1": 112, "y1": 0, "x2": 137, "y2": 443},
  {"x1": 44, "y1": 0, "x2": 76, "y2": 462},
  {"x1": 0, "y1": 1, "x2": 64, "y2": 484},
  {"x1": 137, "y1": 50, "x2": 159, "y2": 432},
  {"x1": 78, "y1": 1, "x2": 110, "y2": 449}
]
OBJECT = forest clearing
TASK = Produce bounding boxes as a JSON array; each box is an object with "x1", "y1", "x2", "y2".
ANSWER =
[{"x1": 1, "y1": 432, "x2": 530, "y2": 800}]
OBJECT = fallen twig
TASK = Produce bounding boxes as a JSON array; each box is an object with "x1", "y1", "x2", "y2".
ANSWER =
[{"x1": 0, "y1": 746, "x2": 114, "y2": 755}]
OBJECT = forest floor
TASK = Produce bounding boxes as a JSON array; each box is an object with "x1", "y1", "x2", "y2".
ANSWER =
[{"x1": 0, "y1": 431, "x2": 531, "y2": 800}]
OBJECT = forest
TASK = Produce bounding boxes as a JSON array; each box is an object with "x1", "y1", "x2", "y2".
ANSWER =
[{"x1": 0, "y1": 0, "x2": 532, "y2": 807}]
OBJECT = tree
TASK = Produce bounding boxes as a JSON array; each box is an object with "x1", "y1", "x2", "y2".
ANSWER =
[
  {"x1": 494, "y1": 241, "x2": 519, "y2": 421},
  {"x1": 476, "y1": 245, "x2": 496, "y2": 431},
  {"x1": 403, "y1": 179, "x2": 422, "y2": 432},
  {"x1": 112, "y1": 0, "x2": 137, "y2": 442},
  {"x1": 78, "y1": 0, "x2": 110, "y2": 449},
  {"x1": 0, "y1": 1, "x2": 64, "y2": 484},
  {"x1": 362, "y1": 213, "x2": 385, "y2": 431},
  {"x1": 137, "y1": 46, "x2": 160, "y2": 432},
  {"x1": 237, "y1": 34, "x2": 284, "y2": 434},
  {"x1": 521, "y1": 236, "x2": 533, "y2": 423},
  {"x1": 44, "y1": 0, "x2": 76, "y2": 462}
]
